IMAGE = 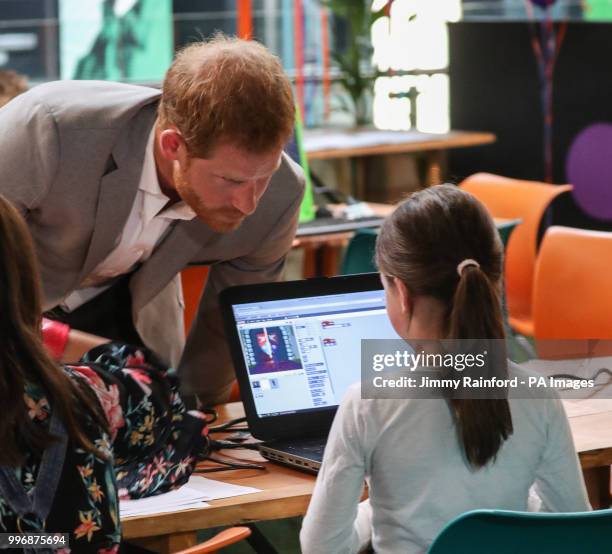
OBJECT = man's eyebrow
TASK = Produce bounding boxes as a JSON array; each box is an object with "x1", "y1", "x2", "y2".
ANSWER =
[{"x1": 214, "y1": 172, "x2": 243, "y2": 181}]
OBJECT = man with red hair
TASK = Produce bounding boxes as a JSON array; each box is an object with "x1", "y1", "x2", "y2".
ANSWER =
[{"x1": 0, "y1": 35, "x2": 303, "y2": 406}]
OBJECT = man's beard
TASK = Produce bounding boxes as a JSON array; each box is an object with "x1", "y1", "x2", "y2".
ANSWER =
[{"x1": 173, "y1": 163, "x2": 245, "y2": 233}]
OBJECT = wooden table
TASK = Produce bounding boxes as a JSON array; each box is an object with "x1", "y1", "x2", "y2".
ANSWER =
[
  {"x1": 566, "y1": 399, "x2": 612, "y2": 509},
  {"x1": 304, "y1": 128, "x2": 496, "y2": 196},
  {"x1": 124, "y1": 395, "x2": 612, "y2": 552},
  {"x1": 521, "y1": 357, "x2": 612, "y2": 509},
  {"x1": 304, "y1": 128, "x2": 496, "y2": 161},
  {"x1": 123, "y1": 402, "x2": 316, "y2": 553}
]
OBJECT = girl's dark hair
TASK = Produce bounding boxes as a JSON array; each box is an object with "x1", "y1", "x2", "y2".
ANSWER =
[
  {"x1": 0, "y1": 194, "x2": 107, "y2": 466},
  {"x1": 375, "y1": 184, "x2": 512, "y2": 467}
]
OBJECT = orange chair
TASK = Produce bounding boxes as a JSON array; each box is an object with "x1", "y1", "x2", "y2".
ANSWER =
[
  {"x1": 180, "y1": 266, "x2": 241, "y2": 403},
  {"x1": 532, "y1": 226, "x2": 612, "y2": 359},
  {"x1": 174, "y1": 526, "x2": 251, "y2": 553},
  {"x1": 460, "y1": 173, "x2": 572, "y2": 336},
  {"x1": 180, "y1": 265, "x2": 210, "y2": 336}
]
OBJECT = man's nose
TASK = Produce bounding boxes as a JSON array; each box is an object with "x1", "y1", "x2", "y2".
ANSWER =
[{"x1": 232, "y1": 181, "x2": 259, "y2": 216}]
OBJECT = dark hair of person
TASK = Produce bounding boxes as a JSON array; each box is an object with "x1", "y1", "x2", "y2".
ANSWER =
[
  {"x1": 375, "y1": 184, "x2": 512, "y2": 467},
  {"x1": 0, "y1": 194, "x2": 108, "y2": 466}
]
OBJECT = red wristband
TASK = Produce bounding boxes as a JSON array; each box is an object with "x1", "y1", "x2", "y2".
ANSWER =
[{"x1": 42, "y1": 318, "x2": 70, "y2": 361}]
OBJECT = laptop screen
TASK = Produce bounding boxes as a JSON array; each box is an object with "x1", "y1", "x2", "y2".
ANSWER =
[{"x1": 231, "y1": 288, "x2": 400, "y2": 417}]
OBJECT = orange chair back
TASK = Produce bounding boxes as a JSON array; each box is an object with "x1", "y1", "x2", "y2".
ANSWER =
[
  {"x1": 533, "y1": 226, "x2": 612, "y2": 358},
  {"x1": 180, "y1": 266, "x2": 241, "y2": 403},
  {"x1": 180, "y1": 265, "x2": 210, "y2": 336},
  {"x1": 460, "y1": 173, "x2": 572, "y2": 336},
  {"x1": 173, "y1": 526, "x2": 252, "y2": 554}
]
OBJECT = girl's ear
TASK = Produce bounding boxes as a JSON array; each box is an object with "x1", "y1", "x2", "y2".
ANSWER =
[{"x1": 393, "y1": 276, "x2": 411, "y2": 315}]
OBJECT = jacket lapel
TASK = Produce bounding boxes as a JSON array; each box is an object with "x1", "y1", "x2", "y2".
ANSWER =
[{"x1": 78, "y1": 105, "x2": 157, "y2": 282}]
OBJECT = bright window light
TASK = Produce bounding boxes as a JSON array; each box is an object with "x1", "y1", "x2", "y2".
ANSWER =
[{"x1": 372, "y1": 0, "x2": 461, "y2": 133}]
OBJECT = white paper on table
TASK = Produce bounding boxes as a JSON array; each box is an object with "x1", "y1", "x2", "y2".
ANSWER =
[
  {"x1": 121, "y1": 501, "x2": 210, "y2": 517},
  {"x1": 120, "y1": 486, "x2": 211, "y2": 517},
  {"x1": 119, "y1": 477, "x2": 261, "y2": 518},
  {"x1": 187, "y1": 476, "x2": 261, "y2": 500}
]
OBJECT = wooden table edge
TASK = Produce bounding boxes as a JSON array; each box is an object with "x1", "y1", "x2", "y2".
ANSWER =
[
  {"x1": 306, "y1": 132, "x2": 497, "y2": 160},
  {"x1": 122, "y1": 485, "x2": 313, "y2": 539}
]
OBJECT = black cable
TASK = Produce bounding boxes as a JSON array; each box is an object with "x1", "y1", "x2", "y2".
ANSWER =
[
  {"x1": 208, "y1": 427, "x2": 249, "y2": 434},
  {"x1": 209, "y1": 439, "x2": 260, "y2": 450},
  {"x1": 195, "y1": 466, "x2": 260, "y2": 474},
  {"x1": 311, "y1": 172, "x2": 357, "y2": 205},
  {"x1": 208, "y1": 416, "x2": 248, "y2": 432},
  {"x1": 550, "y1": 367, "x2": 612, "y2": 383}
]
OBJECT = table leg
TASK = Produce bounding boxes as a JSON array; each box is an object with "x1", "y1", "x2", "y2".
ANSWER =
[
  {"x1": 320, "y1": 244, "x2": 343, "y2": 276},
  {"x1": 302, "y1": 245, "x2": 317, "y2": 278},
  {"x1": 246, "y1": 524, "x2": 280, "y2": 554},
  {"x1": 301, "y1": 242, "x2": 348, "y2": 278},
  {"x1": 424, "y1": 151, "x2": 443, "y2": 186},
  {"x1": 582, "y1": 466, "x2": 611, "y2": 509},
  {"x1": 349, "y1": 157, "x2": 366, "y2": 200},
  {"x1": 129, "y1": 531, "x2": 198, "y2": 554}
]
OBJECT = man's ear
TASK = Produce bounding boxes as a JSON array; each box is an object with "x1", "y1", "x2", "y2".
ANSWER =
[
  {"x1": 393, "y1": 277, "x2": 411, "y2": 315},
  {"x1": 158, "y1": 128, "x2": 184, "y2": 161}
]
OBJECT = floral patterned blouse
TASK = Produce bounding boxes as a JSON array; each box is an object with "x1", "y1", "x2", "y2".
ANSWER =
[{"x1": 0, "y1": 321, "x2": 210, "y2": 553}]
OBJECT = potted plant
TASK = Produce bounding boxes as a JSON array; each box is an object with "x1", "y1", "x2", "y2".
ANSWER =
[{"x1": 323, "y1": 0, "x2": 392, "y2": 125}]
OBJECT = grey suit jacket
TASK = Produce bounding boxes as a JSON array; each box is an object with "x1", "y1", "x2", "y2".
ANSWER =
[{"x1": 0, "y1": 80, "x2": 304, "y2": 404}]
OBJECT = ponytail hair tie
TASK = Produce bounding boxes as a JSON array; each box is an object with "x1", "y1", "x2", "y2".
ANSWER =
[{"x1": 457, "y1": 258, "x2": 480, "y2": 277}]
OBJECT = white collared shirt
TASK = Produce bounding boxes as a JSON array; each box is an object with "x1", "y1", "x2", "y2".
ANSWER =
[{"x1": 62, "y1": 127, "x2": 196, "y2": 312}]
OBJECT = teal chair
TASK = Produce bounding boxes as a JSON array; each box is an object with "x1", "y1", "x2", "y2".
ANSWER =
[
  {"x1": 494, "y1": 218, "x2": 534, "y2": 361},
  {"x1": 496, "y1": 218, "x2": 521, "y2": 248},
  {"x1": 340, "y1": 228, "x2": 378, "y2": 275},
  {"x1": 429, "y1": 509, "x2": 612, "y2": 554}
]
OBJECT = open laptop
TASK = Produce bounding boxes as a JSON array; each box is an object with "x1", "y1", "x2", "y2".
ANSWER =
[
  {"x1": 296, "y1": 213, "x2": 385, "y2": 237},
  {"x1": 220, "y1": 273, "x2": 400, "y2": 473}
]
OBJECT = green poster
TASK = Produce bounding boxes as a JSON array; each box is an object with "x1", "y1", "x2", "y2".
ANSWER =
[
  {"x1": 585, "y1": 1, "x2": 612, "y2": 21},
  {"x1": 60, "y1": 0, "x2": 173, "y2": 81}
]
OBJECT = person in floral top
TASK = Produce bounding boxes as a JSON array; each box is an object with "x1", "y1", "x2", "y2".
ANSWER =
[{"x1": 0, "y1": 194, "x2": 210, "y2": 553}]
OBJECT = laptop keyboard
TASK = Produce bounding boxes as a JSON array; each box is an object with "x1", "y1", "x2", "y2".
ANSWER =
[{"x1": 271, "y1": 438, "x2": 326, "y2": 461}]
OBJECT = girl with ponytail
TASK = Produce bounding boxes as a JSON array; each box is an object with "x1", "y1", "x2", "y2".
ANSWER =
[{"x1": 301, "y1": 185, "x2": 589, "y2": 554}]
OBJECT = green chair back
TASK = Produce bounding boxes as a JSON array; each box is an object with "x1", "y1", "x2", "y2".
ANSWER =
[
  {"x1": 429, "y1": 509, "x2": 612, "y2": 554},
  {"x1": 340, "y1": 228, "x2": 378, "y2": 275},
  {"x1": 497, "y1": 218, "x2": 521, "y2": 248}
]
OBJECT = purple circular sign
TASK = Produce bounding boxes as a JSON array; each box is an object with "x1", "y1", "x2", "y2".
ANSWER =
[{"x1": 566, "y1": 123, "x2": 612, "y2": 221}]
